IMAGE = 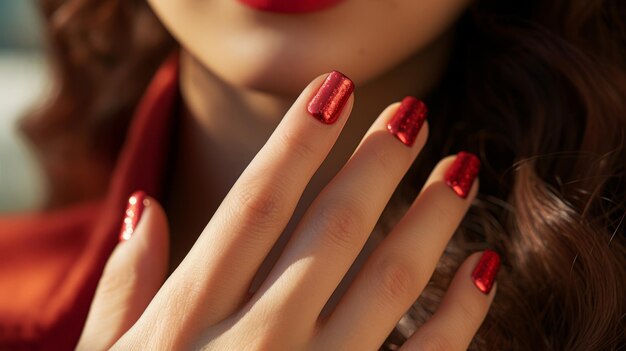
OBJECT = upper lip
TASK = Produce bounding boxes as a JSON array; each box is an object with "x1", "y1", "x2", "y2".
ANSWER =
[{"x1": 237, "y1": 0, "x2": 346, "y2": 14}]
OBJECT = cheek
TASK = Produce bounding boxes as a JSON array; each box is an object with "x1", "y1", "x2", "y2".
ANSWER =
[{"x1": 148, "y1": 0, "x2": 469, "y2": 95}]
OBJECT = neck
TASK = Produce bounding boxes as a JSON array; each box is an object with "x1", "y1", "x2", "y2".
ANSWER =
[{"x1": 164, "y1": 33, "x2": 452, "y2": 269}]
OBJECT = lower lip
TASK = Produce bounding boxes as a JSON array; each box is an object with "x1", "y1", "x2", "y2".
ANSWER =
[{"x1": 237, "y1": 0, "x2": 346, "y2": 14}]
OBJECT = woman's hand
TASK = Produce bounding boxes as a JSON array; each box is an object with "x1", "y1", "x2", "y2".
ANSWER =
[{"x1": 77, "y1": 72, "x2": 499, "y2": 351}]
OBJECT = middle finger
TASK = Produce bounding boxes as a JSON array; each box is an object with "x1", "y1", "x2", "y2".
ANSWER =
[{"x1": 253, "y1": 97, "x2": 428, "y2": 323}]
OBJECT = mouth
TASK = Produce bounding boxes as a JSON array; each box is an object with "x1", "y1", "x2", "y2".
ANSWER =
[{"x1": 237, "y1": 0, "x2": 346, "y2": 14}]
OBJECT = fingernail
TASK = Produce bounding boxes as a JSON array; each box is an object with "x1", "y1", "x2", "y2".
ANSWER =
[
  {"x1": 387, "y1": 96, "x2": 428, "y2": 146},
  {"x1": 307, "y1": 71, "x2": 354, "y2": 124},
  {"x1": 471, "y1": 249, "x2": 501, "y2": 294},
  {"x1": 444, "y1": 151, "x2": 480, "y2": 198},
  {"x1": 119, "y1": 191, "x2": 149, "y2": 241}
]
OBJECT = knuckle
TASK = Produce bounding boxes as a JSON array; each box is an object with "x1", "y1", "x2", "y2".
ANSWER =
[
  {"x1": 277, "y1": 129, "x2": 317, "y2": 161},
  {"x1": 371, "y1": 255, "x2": 417, "y2": 300},
  {"x1": 315, "y1": 200, "x2": 364, "y2": 251},
  {"x1": 231, "y1": 184, "x2": 285, "y2": 229}
]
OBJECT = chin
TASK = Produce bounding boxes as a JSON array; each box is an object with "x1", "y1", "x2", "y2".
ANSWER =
[
  {"x1": 183, "y1": 30, "x2": 406, "y2": 98},
  {"x1": 180, "y1": 19, "x2": 385, "y2": 98},
  {"x1": 150, "y1": 0, "x2": 469, "y2": 95},
  {"x1": 188, "y1": 38, "x2": 337, "y2": 97}
]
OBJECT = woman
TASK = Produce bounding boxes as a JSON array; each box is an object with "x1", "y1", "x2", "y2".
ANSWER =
[{"x1": 1, "y1": 0, "x2": 624, "y2": 349}]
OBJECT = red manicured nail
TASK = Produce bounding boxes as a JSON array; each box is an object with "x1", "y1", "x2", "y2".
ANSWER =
[
  {"x1": 471, "y1": 249, "x2": 501, "y2": 294},
  {"x1": 387, "y1": 96, "x2": 428, "y2": 146},
  {"x1": 119, "y1": 191, "x2": 149, "y2": 241},
  {"x1": 444, "y1": 151, "x2": 480, "y2": 198},
  {"x1": 307, "y1": 71, "x2": 354, "y2": 124}
]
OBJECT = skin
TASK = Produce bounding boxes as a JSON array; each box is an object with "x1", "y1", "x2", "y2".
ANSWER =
[
  {"x1": 78, "y1": 0, "x2": 497, "y2": 350},
  {"x1": 159, "y1": 0, "x2": 466, "y2": 271}
]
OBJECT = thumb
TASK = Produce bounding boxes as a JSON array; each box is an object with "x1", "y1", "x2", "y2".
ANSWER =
[{"x1": 77, "y1": 191, "x2": 170, "y2": 351}]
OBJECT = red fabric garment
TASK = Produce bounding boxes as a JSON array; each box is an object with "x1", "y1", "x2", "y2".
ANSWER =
[{"x1": 0, "y1": 55, "x2": 179, "y2": 350}]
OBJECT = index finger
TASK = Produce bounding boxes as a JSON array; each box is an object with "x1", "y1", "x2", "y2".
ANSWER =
[{"x1": 165, "y1": 71, "x2": 355, "y2": 324}]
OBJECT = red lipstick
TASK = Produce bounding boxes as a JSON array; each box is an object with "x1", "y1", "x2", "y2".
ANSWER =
[{"x1": 237, "y1": 0, "x2": 346, "y2": 14}]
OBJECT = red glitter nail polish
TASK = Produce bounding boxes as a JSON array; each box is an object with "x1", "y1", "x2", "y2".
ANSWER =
[
  {"x1": 307, "y1": 71, "x2": 354, "y2": 124},
  {"x1": 119, "y1": 191, "x2": 149, "y2": 241},
  {"x1": 387, "y1": 96, "x2": 428, "y2": 146},
  {"x1": 444, "y1": 151, "x2": 480, "y2": 198},
  {"x1": 471, "y1": 249, "x2": 501, "y2": 294}
]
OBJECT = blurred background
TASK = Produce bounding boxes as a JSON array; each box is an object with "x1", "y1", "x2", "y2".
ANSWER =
[{"x1": 0, "y1": 0, "x2": 48, "y2": 212}]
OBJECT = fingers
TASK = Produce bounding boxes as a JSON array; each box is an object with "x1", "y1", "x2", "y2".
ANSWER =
[
  {"x1": 314, "y1": 154, "x2": 480, "y2": 350},
  {"x1": 401, "y1": 251, "x2": 500, "y2": 351},
  {"x1": 255, "y1": 97, "x2": 429, "y2": 324},
  {"x1": 77, "y1": 192, "x2": 170, "y2": 351},
  {"x1": 166, "y1": 72, "x2": 355, "y2": 323}
]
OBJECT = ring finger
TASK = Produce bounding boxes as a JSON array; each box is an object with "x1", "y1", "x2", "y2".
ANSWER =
[{"x1": 314, "y1": 153, "x2": 481, "y2": 350}]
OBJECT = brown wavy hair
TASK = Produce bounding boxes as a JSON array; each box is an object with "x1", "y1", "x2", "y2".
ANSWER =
[
  {"x1": 23, "y1": 0, "x2": 175, "y2": 206},
  {"x1": 24, "y1": 0, "x2": 626, "y2": 349}
]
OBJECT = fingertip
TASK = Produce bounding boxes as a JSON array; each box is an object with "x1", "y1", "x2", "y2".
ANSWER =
[
  {"x1": 363, "y1": 100, "x2": 429, "y2": 154},
  {"x1": 424, "y1": 154, "x2": 480, "y2": 202},
  {"x1": 384, "y1": 97, "x2": 428, "y2": 148},
  {"x1": 125, "y1": 195, "x2": 170, "y2": 275},
  {"x1": 109, "y1": 194, "x2": 169, "y2": 270},
  {"x1": 110, "y1": 193, "x2": 170, "y2": 300},
  {"x1": 118, "y1": 194, "x2": 169, "y2": 252},
  {"x1": 79, "y1": 195, "x2": 170, "y2": 350},
  {"x1": 305, "y1": 71, "x2": 355, "y2": 125},
  {"x1": 469, "y1": 249, "x2": 501, "y2": 296},
  {"x1": 119, "y1": 191, "x2": 150, "y2": 242}
]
